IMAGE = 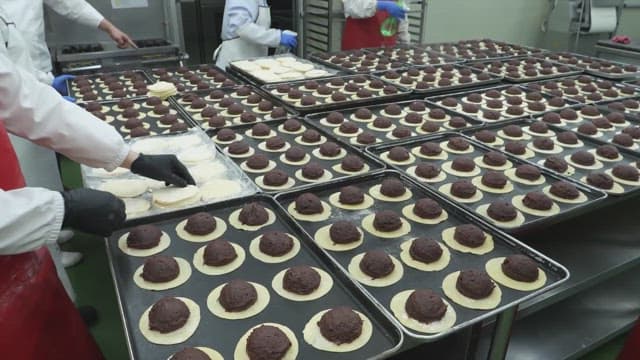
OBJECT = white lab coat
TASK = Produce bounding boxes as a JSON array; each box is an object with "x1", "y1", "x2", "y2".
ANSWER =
[
  {"x1": 0, "y1": 9, "x2": 128, "y2": 255},
  {"x1": 341, "y1": 0, "x2": 411, "y2": 43},
  {"x1": 215, "y1": 0, "x2": 281, "y2": 68},
  {"x1": 4, "y1": 0, "x2": 103, "y2": 84}
]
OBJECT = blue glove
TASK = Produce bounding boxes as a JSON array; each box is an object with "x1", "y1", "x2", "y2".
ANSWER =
[
  {"x1": 280, "y1": 32, "x2": 298, "y2": 49},
  {"x1": 63, "y1": 96, "x2": 76, "y2": 103},
  {"x1": 52, "y1": 74, "x2": 75, "y2": 96},
  {"x1": 377, "y1": 1, "x2": 407, "y2": 20}
]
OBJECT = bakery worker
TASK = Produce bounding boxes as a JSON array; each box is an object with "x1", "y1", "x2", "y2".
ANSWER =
[
  {"x1": 341, "y1": 0, "x2": 410, "y2": 50},
  {"x1": 0, "y1": 10, "x2": 193, "y2": 358},
  {"x1": 4, "y1": 0, "x2": 135, "y2": 92},
  {"x1": 214, "y1": 0, "x2": 298, "y2": 69}
]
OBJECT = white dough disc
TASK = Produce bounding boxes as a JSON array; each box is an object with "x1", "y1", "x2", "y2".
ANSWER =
[
  {"x1": 234, "y1": 323, "x2": 299, "y2": 360},
  {"x1": 390, "y1": 290, "x2": 457, "y2": 334},
  {"x1": 401, "y1": 204, "x2": 449, "y2": 225},
  {"x1": 512, "y1": 195, "x2": 561, "y2": 217},
  {"x1": 313, "y1": 224, "x2": 364, "y2": 252},
  {"x1": 123, "y1": 198, "x2": 151, "y2": 217},
  {"x1": 328, "y1": 192, "x2": 375, "y2": 210},
  {"x1": 348, "y1": 253, "x2": 404, "y2": 287},
  {"x1": 153, "y1": 186, "x2": 201, "y2": 208},
  {"x1": 118, "y1": 232, "x2": 171, "y2": 257},
  {"x1": 133, "y1": 257, "x2": 192, "y2": 291},
  {"x1": 368, "y1": 184, "x2": 413, "y2": 202},
  {"x1": 271, "y1": 267, "x2": 334, "y2": 301},
  {"x1": 441, "y1": 226, "x2": 494, "y2": 255},
  {"x1": 192, "y1": 242, "x2": 246, "y2": 276},
  {"x1": 200, "y1": 180, "x2": 244, "y2": 201},
  {"x1": 228, "y1": 207, "x2": 276, "y2": 231},
  {"x1": 303, "y1": 309, "x2": 373, "y2": 352},
  {"x1": 175, "y1": 217, "x2": 227, "y2": 242},
  {"x1": 361, "y1": 213, "x2": 411, "y2": 239},
  {"x1": 287, "y1": 201, "x2": 332, "y2": 222},
  {"x1": 167, "y1": 347, "x2": 223, "y2": 360},
  {"x1": 399, "y1": 239, "x2": 451, "y2": 272},
  {"x1": 207, "y1": 282, "x2": 270, "y2": 320},
  {"x1": 542, "y1": 185, "x2": 588, "y2": 204},
  {"x1": 249, "y1": 233, "x2": 301, "y2": 263},
  {"x1": 485, "y1": 257, "x2": 547, "y2": 291},
  {"x1": 475, "y1": 204, "x2": 526, "y2": 229},
  {"x1": 442, "y1": 271, "x2": 502, "y2": 310},
  {"x1": 139, "y1": 297, "x2": 200, "y2": 345},
  {"x1": 100, "y1": 179, "x2": 148, "y2": 198}
]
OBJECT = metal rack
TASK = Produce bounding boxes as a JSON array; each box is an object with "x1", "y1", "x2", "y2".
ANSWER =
[{"x1": 300, "y1": 0, "x2": 428, "y2": 56}]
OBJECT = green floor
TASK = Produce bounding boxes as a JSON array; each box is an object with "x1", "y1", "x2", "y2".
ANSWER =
[{"x1": 59, "y1": 159, "x2": 628, "y2": 360}]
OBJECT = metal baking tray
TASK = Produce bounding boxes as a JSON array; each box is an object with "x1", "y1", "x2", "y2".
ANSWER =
[
  {"x1": 426, "y1": 84, "x2": 578, "y2": 123},
  {"x1": 67, "y1": 70, "x2": 153, "y2": 103},
  {"x1": 465, "y1": 57, "x2": 583, "y2": 83},
  {"x1": 79, "y1": 97, "x2": 198, "y2": 139},
  {"x1": 366, "y1": 132, "x2": 607, "y2": 233},
  {"x1": 206, "y1": 118, "x2": 386, "y2": 193},
  {"x1": 274, "y1": 170, "x2": 570, "y2": 341},
  {"x1": 82, "y1": 129, "x2": 258, "y2": 221},
  {"x1": 463, "y1": 118, "x2": 640, "y2": 197},
  {"x1": 624, "y1": 79, "x2": 640, "y2": 88},
  {"x1": 106, "y1": 194, "x2": 403, "y2": 360},
  {"x1": 364, "y1": 45, "x2": 462, "y2": 67},
  {"x1": 227, "y1": 54, "x2": 340, "y2": 86},
  {"x1": 530, "y1": 104, "x2": 640, "y2": 155},
  {"x1": 261, "y1": 75, "x2": 413, "y2": 115},
  {"x1": 172, "y1": 86, "x2": 295, "y2": 130},
  {"x1": 145, "y1": 64, "x2": 242, "y2": 93},
  {"x1": 308, "y1": 50, "x2": 400, "y2": 74},
  {"x1": 305, "y1": 100, "x2": 484, "y2": 148},
  {"x1": 377, "y1": 64, "x2": 502, "y2": 96},
  {"x1": 532, "y1": 52, "x2": 640, "y2": 80},
  {"x1": 524, "y1": 75, "x2": 640, "y2": 104}
]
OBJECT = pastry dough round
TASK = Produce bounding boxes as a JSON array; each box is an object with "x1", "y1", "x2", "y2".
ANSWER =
[
  {"x1": 280, "y1": 153, "x2": 311, "y2": 166},
  {"x1": 271, "y1": 267, "x2": 334, "y2": 301},
  {"x1": 332, "y1": 163, "x2": 371, "y2": 176},
  {"x1": 368, "y1": 184, "x2": 413, "y2": 202},
  {"x1": 605, "y1": 169, "x2": 640, "y2": 186},
  {"x1": 228, "y1": 208, "x2": 277, "y2": 231},
  {"x1": 249, "y1": 233, "x2": 301, "y2": 263},
  {"x1": 152, "y1": 186, "x2": 201, "y2": 208},
  {"x1": 523, "y1": 127, "x2": 555, "y2": 138},
  {"x1": 311, "y1": 148, "x2": 347, "y2": 160},
  {"x1": 303, "y1": 309, "x2": 373, "y2": 352},
  {"x1": 294, "y1": 135, "x2": 327, "y2": 146},
  {"x1": 118, "y1": 232, "x2": 171, "y2": 257},
  {"x1": 554, "y1": 138, "x2": 584, "y2": 149},
  {"x1": 542, "y1": 185, "x2": 588, "y2": 204},
  {"x1": 240, "y1": 160, "x2": 277, "y2": 174},
  {"x1": 278, "y1": 124, "x2": 306, "y2": 134},
  {"x1": 442, "y1": 271, "x2": 502, "y2": 310},
  {"x1": 512, "y1": 195, "x2": 561, "y2": 217},
  {"x1": 200, "y1": 180, "x2": 244, "y2": 201},
  {"x1": 401, "y1": 204, "x2": 448, "y2": 225},
  {"x1": 590, "y1": 149, "x2": 623, "y2": 163},
  {"x1": 175, "y1": 217, "x2": 227, "y2": 242},
  {"x1": 361, "y1": 213, "x2": 411, "y2": 239},
  {"x1": 348, "y1": 253, "x2": 404, "y2": 287},
  {"x1": 234, "y1": 323, "x2": 298, "y2": 360},
  {"x1": 381, "y1": 152, "x2": 416, "y2": 166},
  {"x1": 399, "y1": 239, "x2": 450, "y2": 272},
  {"x1": 485, "y1": 257, "x2": 547, "y2": 291},
  {"x1": 223, "y1": 147, "x2": 255, "y2": 159},
  {"x1": 255, "y1": 175, "x2": 296, "y2": 191},
  {"x1": 100, "y1": 179, "x2": 148, "y2": 198},
  {"x1": 471, "y1": 176, "x2": 514, "y2": 194},
  {"x1": 192, "y1": 242, "x2": 246, "y2": 276},
  {"x1": 473, "y1": 156, "x2": 513, "y2": 171},
  {"x1": 440, "y1": 141, "x2": 474, "y2": 154},
  {"x1": 406, "y1": 166, "x2": 447, "y2": 183},
  {"x1": 497, "y1": 130, "x2": 531, "y2": 141},
  {"x1": 438, "y1": 183, "x2": 484, "y2": 204},
  {"x1": 441, "y1": 161, "x2": 481, "y2": 177},
  {"x1": 475, "y1": 204, "x2": 526, "y2": 229},
  {"x1": 207, "y1": 282, "x2": 270, "y2": 320},
  {"x1": 527, "y1": 142, "x2": 564, "y2": 155},
  {"x1": 287, "y1": 201, "x2": 332, "y2": 222},
  {"x1": 328, "y1": 192, "x2": 374, "y2": 210},
  {"x1": 294, "y1": 169, "x2": 334, "y2": 183},
  {"x1": 167, "y1": 347, "x2": 223, "y2": 360},
  {"x1": 139, "y1": 297, "x2": 200, "y2": 345},
  {"x1": 441, "y1": 227, "x2": 494, "y2": 255},
  {"x1": 313, "y1": 224, "x2": 364, "y2": 252},
  {"x1": 123, "y1": 198, "x2": 151, "y2": 217},
  {"x1": 565, "y1": 155, "x2": 604, "y2": 170},
  {"x1": 579, "y1": 176, "x2": 625, "y2": 194},
  {"x1": 257, "y1": 141, "x2": 291, "y2": 153},
  {"x1": 504, "y1": 168, "x2": 546, "y2": 186},
  {"x1": 390, "y1": 290, "x2": 456, "y2": 334},
  {"x1": 535, "y1": 160, "x2": 576, "y2": 176},
  {"x1": 133, "y1": 257, "x2": 192, "y2": 291}
]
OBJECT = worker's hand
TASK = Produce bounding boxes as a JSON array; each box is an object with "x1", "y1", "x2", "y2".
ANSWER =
[
  {"x1": 63, "y1": 96, "x2": 76, "y2": 103},
  {"x1": 130, "y1": 154, "x2": 195, "y2": 187},
  {"x1": 377, "y1": 1, "x2": 407, "y2": 20},
  {"x1": 61, "y1": 188, "x2": 126, "y2": 237},
  {"x1": 99, "y1": 19, "x2": 137, "y2": 49},
  {"x1": 280, "y1": 31, "x2": 298, "y2": 49},
  {"x1": 52, "y1": 74, "x2": 75, "y2": 96}
]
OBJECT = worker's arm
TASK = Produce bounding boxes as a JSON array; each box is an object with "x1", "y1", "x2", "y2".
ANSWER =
[
  {"x1": 342, "y1": 0, "x2": 377, "y2": 18},
  {"x1": 224, "y1": 0, "x2": 281, "y2": 47},
  {"x1": 44, "y1": 0, "x2": 135, "y2": 48}
]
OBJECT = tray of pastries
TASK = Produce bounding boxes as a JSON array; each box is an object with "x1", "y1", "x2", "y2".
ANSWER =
[
  {"x1": 467, "y1": 57, "x2": 582, "y2": 83},
  {"x1": 67, "y1": 70, "x2": 152, "y2": 103},
  {"x1": 147, "y1": 64, "x2": 240, "y2": 93},
  {"x1": 526, "y1": 75, "x2": 640, "y2": 104}
]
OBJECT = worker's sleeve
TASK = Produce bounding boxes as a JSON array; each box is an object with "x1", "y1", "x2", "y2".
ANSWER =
[
  {"x1": 44, "y1": 0, "x2": 105, "y2": 28},
  {"x1": 0, "y1": 188, "x2": 64, "y2": 255},
  {"x1": 342, "y1": 0, "x2": 377, "y2": 19},
  {"x1": 398, "y1": 16, "x2": 411, "y2": 44},
  {"x1": 226, "y1": 0, "x2": 281, "y2": 47},
  {"x1": 0, "y1": 52, "x2": 129, "y2": 171}
]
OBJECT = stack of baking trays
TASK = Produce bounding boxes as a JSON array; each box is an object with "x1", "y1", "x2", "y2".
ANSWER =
[
  {"x1": 106, "y1": 170, "x2": 569, "y2": 359},
  {"x1": 81, "y1": 129, "x2": 258, "y2": 220}
]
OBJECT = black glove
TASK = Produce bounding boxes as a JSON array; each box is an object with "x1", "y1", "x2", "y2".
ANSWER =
[
  {"x1": 61, "y1": 188, "x2": 126, "y2": 237},
  {"x1": 130, "y1": 154, "x2": 196, "y2": 187}
]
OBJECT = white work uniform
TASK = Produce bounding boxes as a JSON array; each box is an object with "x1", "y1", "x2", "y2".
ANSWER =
[
  {"x1": 0, "y1": 9, "x2": 128, "y2": 256},
  {"x1": 4, "y1": 0, "x2": 103, "y2": 84},
  {"x1": 341, "y1": 0, "x2": 410, "y2": 43},
  {"x1": 214, "y1": 0, "x2": 281, "y2": 69}
]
